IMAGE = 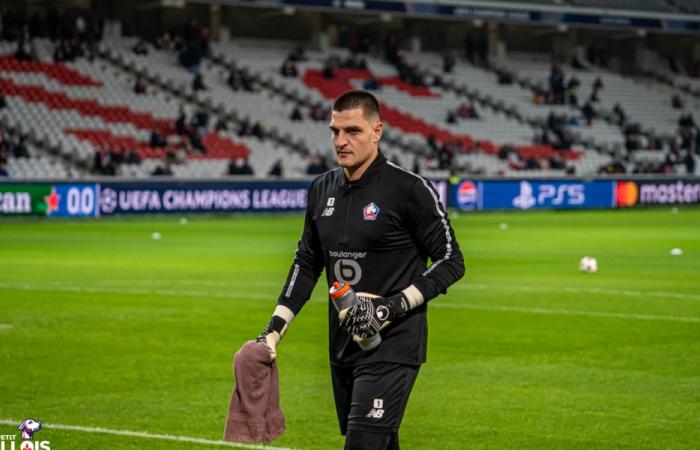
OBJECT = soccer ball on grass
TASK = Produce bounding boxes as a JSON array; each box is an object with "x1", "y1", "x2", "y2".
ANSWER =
[{"x1": 579, "y1": 256, "x2": 598, "y2": 273}]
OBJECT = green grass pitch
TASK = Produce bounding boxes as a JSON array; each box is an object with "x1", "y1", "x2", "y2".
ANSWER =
[{"x1": 0, "y1": 208, "x2": 698, "y2": 449}]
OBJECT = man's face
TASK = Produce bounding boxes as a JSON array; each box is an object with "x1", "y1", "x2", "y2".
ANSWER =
[{"x1": 330, "y1": 108, "x2": 383, "y2": 173}]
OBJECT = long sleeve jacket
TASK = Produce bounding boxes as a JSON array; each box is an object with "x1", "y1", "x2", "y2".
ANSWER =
[{"x1": 277, "y1": 151, "x2": 465, "y2": 366}]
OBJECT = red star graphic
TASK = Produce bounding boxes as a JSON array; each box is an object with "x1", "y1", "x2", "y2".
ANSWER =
[{"x1": 44, "y1": 187, "x2": 60, "y2": 215}]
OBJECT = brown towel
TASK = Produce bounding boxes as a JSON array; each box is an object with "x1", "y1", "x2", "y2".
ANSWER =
[{"x1": 224, "y1": 340, "x2": 285, "y2": 443}]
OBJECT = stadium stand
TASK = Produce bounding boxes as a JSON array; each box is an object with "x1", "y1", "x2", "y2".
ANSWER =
[{"x1": 0, "y1": 2, "x2": 697, "y2": 179}]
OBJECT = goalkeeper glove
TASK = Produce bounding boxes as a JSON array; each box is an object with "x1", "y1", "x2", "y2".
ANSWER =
[{"x1": 339, "y1": 293, "x2": 409, "y2": 340}]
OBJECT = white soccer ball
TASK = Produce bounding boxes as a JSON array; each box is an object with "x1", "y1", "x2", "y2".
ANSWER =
[{"x1": 579, "y1": 256, "x2": 598, "y2": 273}]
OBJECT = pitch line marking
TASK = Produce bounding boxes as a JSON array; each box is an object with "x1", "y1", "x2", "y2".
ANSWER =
[
  {"x1": 1, "y1": 282, "x2": 697, "y2": 323},
  {"x1": 11, "y1": 279, "x2": 700, "y2": 302},
  {"x1": 0, "y1": 419, "x2": 299, "y2": 450},
  {"x1": 454, "y1": 283, "x2": 700, "y2": 302},
  {"x1": 432, "y1": 303, "x2": 700, "y2": 323},
  {"x1": 0, "y1": 282, "x2": 271, "y2": 301}
]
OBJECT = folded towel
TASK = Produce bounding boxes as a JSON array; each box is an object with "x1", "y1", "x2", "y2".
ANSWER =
[{"x1": 224, "y1": 340, "x2": 285, "y2": 443}]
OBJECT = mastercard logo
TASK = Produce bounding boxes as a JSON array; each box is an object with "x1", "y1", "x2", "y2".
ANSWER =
[{"x1": 616, "y1": 181, "x2": 638, "y2": 207}]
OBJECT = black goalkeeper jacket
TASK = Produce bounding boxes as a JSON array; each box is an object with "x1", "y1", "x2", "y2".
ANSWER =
[{"x1": 277, "y1": 151, "x2": 465, "y2": 367}]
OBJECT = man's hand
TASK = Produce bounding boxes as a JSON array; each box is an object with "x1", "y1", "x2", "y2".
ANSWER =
[
  {"x1": 255, "y1": 328, "x2": 281, "y2": 360},
  {"x1": 339, "y1": 293, "x2": 409, "y2": 339},
  {"x1": 255, "y1": 313, "x2": 290, "y2": 361}
]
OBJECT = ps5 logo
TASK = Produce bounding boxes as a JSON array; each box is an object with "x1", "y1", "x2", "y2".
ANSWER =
[{"x1": 513, "y1": 181, "x2": 585, "y2": 210}]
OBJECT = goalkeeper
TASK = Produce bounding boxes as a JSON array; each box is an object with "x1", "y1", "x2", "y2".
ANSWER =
[{"x1": 256, "y1": 90, "x2": 465, "y2": 450}]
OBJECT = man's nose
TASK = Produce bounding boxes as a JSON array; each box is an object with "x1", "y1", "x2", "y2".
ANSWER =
[{"x1": 334, "y1": 131, "x2": 348, "y2": 148}]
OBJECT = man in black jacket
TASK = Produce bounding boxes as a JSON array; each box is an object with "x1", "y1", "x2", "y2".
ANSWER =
[{"x1": 255, "y1": 90, "x2": 465, "y2": 449}]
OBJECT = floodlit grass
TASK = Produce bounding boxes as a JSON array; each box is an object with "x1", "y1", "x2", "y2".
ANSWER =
[{"x1": 1, "y1": 208, "x2": 698, "y2": 449}]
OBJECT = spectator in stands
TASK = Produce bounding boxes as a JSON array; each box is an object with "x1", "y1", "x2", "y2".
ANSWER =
[
  {"x1": 581, "y1": 98, "x2": 596, "y2": 126},
  {"x1": 624, "y1": 123, "x2": 642, "y2": 152},
  {"x1": 437, "y1": 142, "x2": 456, "y2": 170},
  {"x1": 150, "y1": 130, "x2": 166, "y2": 148},
  {"x1": 341, "y1": 53, "x2": 367, "y2": 70},
  {"x1": 0, "y1": 161, "x2": 8, "y2": 177},
  {"x1": 678, "y1": 126, "x2": 696, "y2": 150},
  {"x1": 554, "y1": 129, "x2": 574, "y2": 150},
  {"x1": 663, "y1": 147, "x2": 681, "y2": 174},
  {"x1": 125, "y1": 146, "x2": 141, "y2": 165},
  {"x1": 152, "y1": 160, "x2": 173, "y2": 176},
  {"x1": 685, "y1": 149, "x2": 697, "y2": 175},
  {"x1": 496, "y1": 68, "x2": 513, "y2": 85},
  {"x1": 228, "y1": 157, "x2": 254, "y2": 176},
  {"x1": 548, "y1": 64, "x2": 566, "y2": 104},
  {"x1": 133, "y1": 39, "x2": 149, "y2": 55},
  {"x1": 310, "y1": 103, "x2": 329, "y2": 122},
  {"x1": 188, "y1": 127, "x2": 206, "y2": 153},
  {"x1": 175, "y1": 107, "x2": 188, "y2": 135},
  {"x1": 463, "y1": 33, "x2": 476, "y2": 64},
  {"x1": 0, "y1": 91, "x2": 6, "y2": 109},
  {"x1": 214, "y1": 118, "x2": 228, "y2": 132},
  {"x1": 679, "y1": 113, "x2": 695, "y2": 129},
  {"x1": 238, "y1": 118, "x2": 253, "y2": 137},
  {"x1": 525, "y1": 156, "x2": 541, "y2": 170},
  {"x1": 155, "y1": 32, "x2": 172, "y2": 50},
  {"x1": 507, "y1": 148, "x2": 525, "y2": 170},
  {"x1": 672, "y1": 94, "x2": 684, "y2": 110},
  {"x1": 192, "y1": 73, "x2": 206, "y2": 92},
  {"x1": 533, "y1": 128, "x2": 550, "y2": 145},
  {"x1": 93, "y1": 147, "x2": 115, "y2": 175},
  {"x1": 456, "y1": 103, "x2": 470, "y2": 119},
  {"x1": 571, "y1": 54, "x2": 585, "y2": 70},
  {"x1": 442, "y1": 50, "x2": 456, "y2": 74},
  {"x1": 613, "y1": 103, "x2": 626, "y2": 127},
  {"x1": 567, "y1": 77, "x2": 580, "y2": 107},
  {"x1": 362, "y1": 77, "x2": 381, "y2": 91},
  {"x1": 14, "y1": 34, "x2": 37, "y2": 61},
  {"x1": 532, "y1": 87, "x2": 546, "y2": 105},
  {"x1": 549, "y1": 152, "x2": 566, "y2": 170},
  {"x1": 306, "y1": 154, "x2": 329, "y2": 175},
  {"x1": 268, "y1": 159, "x2": 283, "y2": 177},
  {"x1": 280, "y1": 59, "x2": 298, "y2": 78},
  {"x1": 384, "y1": 32, "x2": 403, "y2": 67},
  {"x1": 251, "y1": 121, "x2": 265, "y2": 141},
  {"x1": 323, "y1": 58, "x2": 336, "y2": 79},
  {"x1": 12, "y1": 136, "x2": 29, "y2": 159},
  {"x1": 133, "y1": 75, "x2": 147, "y2": 95},
  {"x1": 290, "y1": 105, "x2": 304, "y2": 122},
  {"x1": 598, "y1": 159, "x2": 627, "y2": 174},
  {"x1": 194, "y1": 108, "x2": 209, "y2": 130},
  {"x1": 227, "y1": 69, "x2": 242, "y2": 91},
  {"x1": 288, "y1": 46, "x2": 306, "y2": 63},
  {"x1": 591, "y1": 77, "x2": 603, "y2": 102},
  {"x1": 240, "y1": 69, "x2": 256, "y2": 92}
]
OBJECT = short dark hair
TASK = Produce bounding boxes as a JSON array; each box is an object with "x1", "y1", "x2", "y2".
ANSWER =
[{"x1": 332, "y1": 90, "x2": 380, "y2": 121}]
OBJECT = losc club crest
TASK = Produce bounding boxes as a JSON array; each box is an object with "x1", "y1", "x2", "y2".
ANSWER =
[
  {"x1": 362, "y1": 202, "x2": 380, "y2": 221},
  {"x1": 0, "y1": 419, "x2": 51, "y2": 450}
]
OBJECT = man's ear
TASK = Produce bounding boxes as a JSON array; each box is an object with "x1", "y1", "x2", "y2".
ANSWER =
[{"x1": 372, "y1": 121, "x2": 383, "y2": 143}]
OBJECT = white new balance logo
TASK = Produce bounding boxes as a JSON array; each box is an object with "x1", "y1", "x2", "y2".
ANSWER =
[
  {"x1": 366, "y1": 398, "x2": 384, "y2": 419},
  {"x1": 366, "y1": 409, "x2": 385, "y2": 419}
]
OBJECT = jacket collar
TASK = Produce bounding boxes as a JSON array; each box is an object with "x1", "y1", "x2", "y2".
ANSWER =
[{"x1": 342, "y1": 150, "x2": 386, "y2": 188}]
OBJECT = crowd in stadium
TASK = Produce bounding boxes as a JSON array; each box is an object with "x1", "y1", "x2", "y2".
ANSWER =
[{"x1": 0, "y1": 2, "x2": 698, "y2": 179}]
